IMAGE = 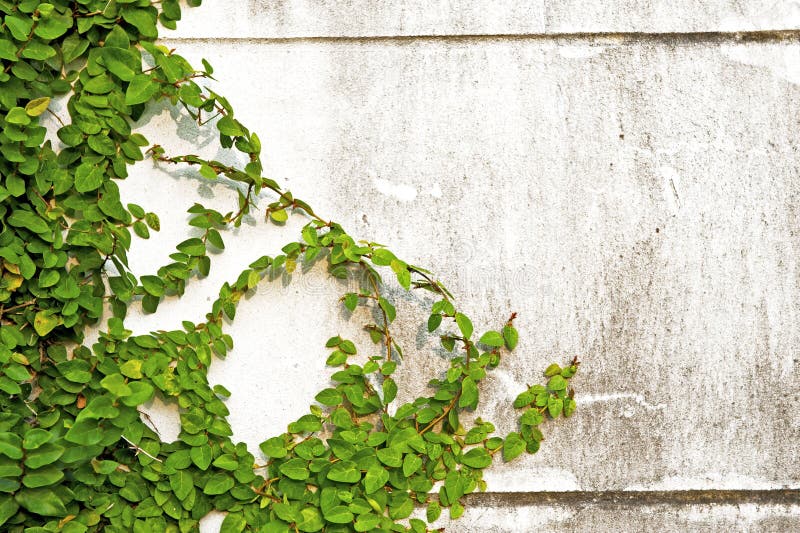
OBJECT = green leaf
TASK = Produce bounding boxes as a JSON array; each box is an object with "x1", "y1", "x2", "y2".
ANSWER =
[
  {"x1": 101, "y1": 373, "x2": 132, "y2": 397},
  {"x1": 125, "y1": 74, "x2": 159, "y2": 105},
  {"x1": 22, "y1": 466, "x2": 64, "y2": 488},
  {"x1": 88, "y1": 134, "x2": 117, "y2": 156},
  {"x1": 212, "y1": 454, "x2": 238, "y2": 471},
  {"x1": 326, "y1": 460, "x2": 361, "y2": 483},
  {"x1": 190, "y1": 444, "x2": 213, "y2": 470},
  {"x1": 0, "y1": 40, "x2": 17, "y2": 62},
  {"x1": 450, "y1": 500, "x2": 465, "y2": 519},
  {"x1": 279, "y1": 458, "x2": 309, "y2": 481},
  {"x1": 402, "y1": 454, "x2": 423, "y2": 477},
  {"x1": 548, "y1": 396, "x2": 564, "y2": 418},
  {"x1": 259, "y1": 437, "x2": 287, "y2": 459},
  {"x1": 14, "y1": 488, "x2": 67, "y2": 516},
  {"x1": 564, "y1": 397, "x2": 577, "y2": 418},
  {"x1": 548, "y1": 375, "x2": 567, "y2": 391},
  {"x1": 102, "y1": 47, "x2": 139, "y2": 81},
  {"x1": 289, "y1": 414, "x2": 322, "y2": 433},
  {"x1": 140, "y1": 275, "x2": 165, "y2": 297},
  {"x1": 38, "y1": 270, "x2": 60, "y2": 288},
  {"x1": 0, "y1": 478, "x2": 19, "y2": 494},
  {"x1": 170, "y1": 470, "x2": 193, "y2": 501},
  {"x1": 363, "y1": 464, "x2": 389, "y2": 494},
  {"x1": 199, "y1": 164, "x2": 217, "y2": 180},
  {"x1": 24, "y1": 97, "x2": 50, "y2": 117},
  {"x1": 207, "y1": 229, "x2": 224, "y2": 250},
  {"x1": 83, "y1": 74, "x2": 115, "y2": 94},
  {"x1": 382, "y1": 377, "x2": 397, "y2": 404},
  {"x1": 455, "y1": 313, "x2": 473, "y2": 339},
  {"x1": 269, "y1": 209, "x2": 288, "y2": 223},
  {"x1": 458, "y1": 377, "x2": 478, "y2": 409},
  {"x1": 395, "y1": 267, "x2": 411, "y2": 290},
  {"x1": 426, "y1": 500, "x2": 441, "y2": 523},
  {"x1": 461, "y1": 447, "x2": 492, "y2": 469},
  {"x1": 354, "y1": 512, "x2": 381, "y2": 532},
  {"x1": 203, "y1": 473, "x2": 234, "y2": 495},
  {"x1": 296, "y1": 506, "x2": 324, "y2": 532},
  {"x1": 323, "y1": 505, "x2": 354, "y2": 524},
  {"x1": 119, "y1": 359, "x2": 144, "y2": 380},
  {"x1": 339, "y1": 340, "x2": 357, "y2": 355},
  {"x1": 502, "y1": 325, "x2": 518, "y2": 350},
  {"x1": 378, "y1": 297, "x2": 396, "y2": 322},
  {"x1": 314, "y1": 388, "x2": 341, "y2": 406},
  {"x1": 0, "y1": 434, "x2": 22, "y2": 460},
  {"x1": 0, "y1": 495, "x2": 19, "y2": 527},
  {"x1": 370, "y1": 248, "x2": 396, "y2": 266},
  {"x1": 62, "y1": 33, "x2": 89, "y2": 63},
  {"x1": 513, "y1": 389, "x2": 534, "y2": 409},
  {"x1": 427, "y1": 313, "x2": 442, "y2": 332},
  {"x1": 176, "y1": 238, "x2": 206, "y2": 256},
  {"x1": 120, "y1": 381, "x2": 154, "y2": 406},
  {"x1": 478, "y1": 330, "x2": 504, "y2": 347},
  {"x1": 7, "y1": 210, "x2": 49, "y2": 234},
  {"x1": 343, "y1": 293, "x2": 358, "y2": 312},
  {"x1": 121, "y1": 8, "x2": 158, "y2": 38},
  {"x1": 376, "y1": 447, "x2": 402, "y2": 467},
  {"x1": 220, "y1": 513, "x2": 246, "y2": 533},
  {"x1": 22, "y1": 430, "x2": 51, "y2": 450},
  {"x1": 145, "y1": 212, "x2": 160, "y2": 231},
  {"x1": 80, "y1": 396, "x2": 119, "y2": 419},
  {"x1": 5, "y1": 107, "x2": 30, "y2": 125},
  {"x1": 74, "y1": 163, "x2": 104, "y2": 193},
  {"x1": 544, "y1": 363, "x2": 561, "y2": 377},
  {"x1": 24, "y1": 444, "x2": 64, "y2": 469},
  {"x1": 519, "y1": 408, "x2": 543, "y2": 426},
  {"x1": 216, "y1": 116, "x2": 244, "y2": 137},
  {"x1": 502, "y1": 432, "x2": 526, "y2": 462}
]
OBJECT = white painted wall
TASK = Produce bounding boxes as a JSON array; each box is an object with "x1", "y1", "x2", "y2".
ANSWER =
[{"x1": 114, "y1": 1, "x2": 800, "y2": 530}]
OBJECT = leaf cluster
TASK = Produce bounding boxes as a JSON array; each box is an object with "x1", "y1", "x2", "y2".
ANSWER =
[{"x1": 0, "y1": 1, "x2": 580, "y2": 531}]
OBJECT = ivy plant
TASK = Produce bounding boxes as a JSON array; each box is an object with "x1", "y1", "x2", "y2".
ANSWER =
[{"x1": 0, "y1": 1, "x2": 580, "y2": 531}]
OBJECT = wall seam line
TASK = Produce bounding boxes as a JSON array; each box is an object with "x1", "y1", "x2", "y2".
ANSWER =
[
  {"x1": 457, "y1": 489, "x2": 800, "y2": 507},
  {"x1": 160, "y1": 29, "x2": 800, "y2": 46}
]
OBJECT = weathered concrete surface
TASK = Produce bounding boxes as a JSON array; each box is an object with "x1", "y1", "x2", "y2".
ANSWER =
[
  {"x1": 197, "y1": 495, "x2": 800, "y2": 532},
  {"x1": 121, "y1": 37, "x2": 800, "y2": 504},
  {"x1": 164, "y1": 0, "x2": 800, "y2": 39}
]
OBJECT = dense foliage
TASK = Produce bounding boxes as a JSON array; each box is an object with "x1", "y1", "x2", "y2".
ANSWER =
[{"x1": 0, "y1": 1, "x2": 579, "y2": 531}]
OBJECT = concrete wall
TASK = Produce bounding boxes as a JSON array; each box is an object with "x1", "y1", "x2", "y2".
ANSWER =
[{"x1": 117, "y1": 1, "x2": 800, "y2": 530}]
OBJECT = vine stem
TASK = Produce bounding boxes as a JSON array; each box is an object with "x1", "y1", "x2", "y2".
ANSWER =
[
  {"x1": 0, "y1": 299, "x2": 37, "y2": 319},
  {"x1": 408, "y1": 265, "x2": 453, "y2": 301},
  {"x1": 120, "y1": 435, "x2": 162, "y2": 463},
  {"x1": 363, "y1": 264, "x2": 393, "y2": 362},
  {"x1": 419, "y1": 391, "x2": 461, "y2": 435},
  {"x1": 152, "y1": 153, "x2": 330, "y2": 226}
]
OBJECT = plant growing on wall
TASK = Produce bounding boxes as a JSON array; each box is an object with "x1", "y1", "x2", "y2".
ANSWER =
[{"x1": 0, "y1": 1, "x2": 579, "y2": 531}]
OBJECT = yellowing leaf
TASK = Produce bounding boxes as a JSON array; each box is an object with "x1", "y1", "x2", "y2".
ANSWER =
[
  {"x1": 24, "y1": 97, "x2": 50, "y2": 117},
  {"x1": 33, "y1": 311, "x2": 59, "y2": 336}
]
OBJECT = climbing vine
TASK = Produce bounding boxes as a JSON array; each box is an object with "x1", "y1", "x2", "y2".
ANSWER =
[{"x1": 0, "y1": 1, "x2": 579, "y2": 531}]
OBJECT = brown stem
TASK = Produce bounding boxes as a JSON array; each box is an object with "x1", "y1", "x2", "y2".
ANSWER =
[
  {"x1": 420, "y1": 391, "x2": 461, "y2": 435},
  {"x1": 0, "y1": 299, "x2": 37, "y2": 318},
  {"x1": 364, "y1": 265, "x2": 392, "y2": 362}
]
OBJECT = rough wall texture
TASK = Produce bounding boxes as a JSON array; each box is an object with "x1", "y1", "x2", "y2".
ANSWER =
[{"x1": 108, "y1": 0, "x2": 800, "y2": 530}]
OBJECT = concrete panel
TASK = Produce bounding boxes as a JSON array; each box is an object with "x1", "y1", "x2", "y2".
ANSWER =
[
  {"x1": 118, "y1": 36, "x2": 800, "y2": 499},
  {"x1": 198, "y1": 495, "x2": 800, "y2": 532},
  {"x1": 126, "y1": 35, "x2": 800, "y2": 491},
  {"x1": 164, "y1": 0, "x2": 800, "y2": 39}
]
